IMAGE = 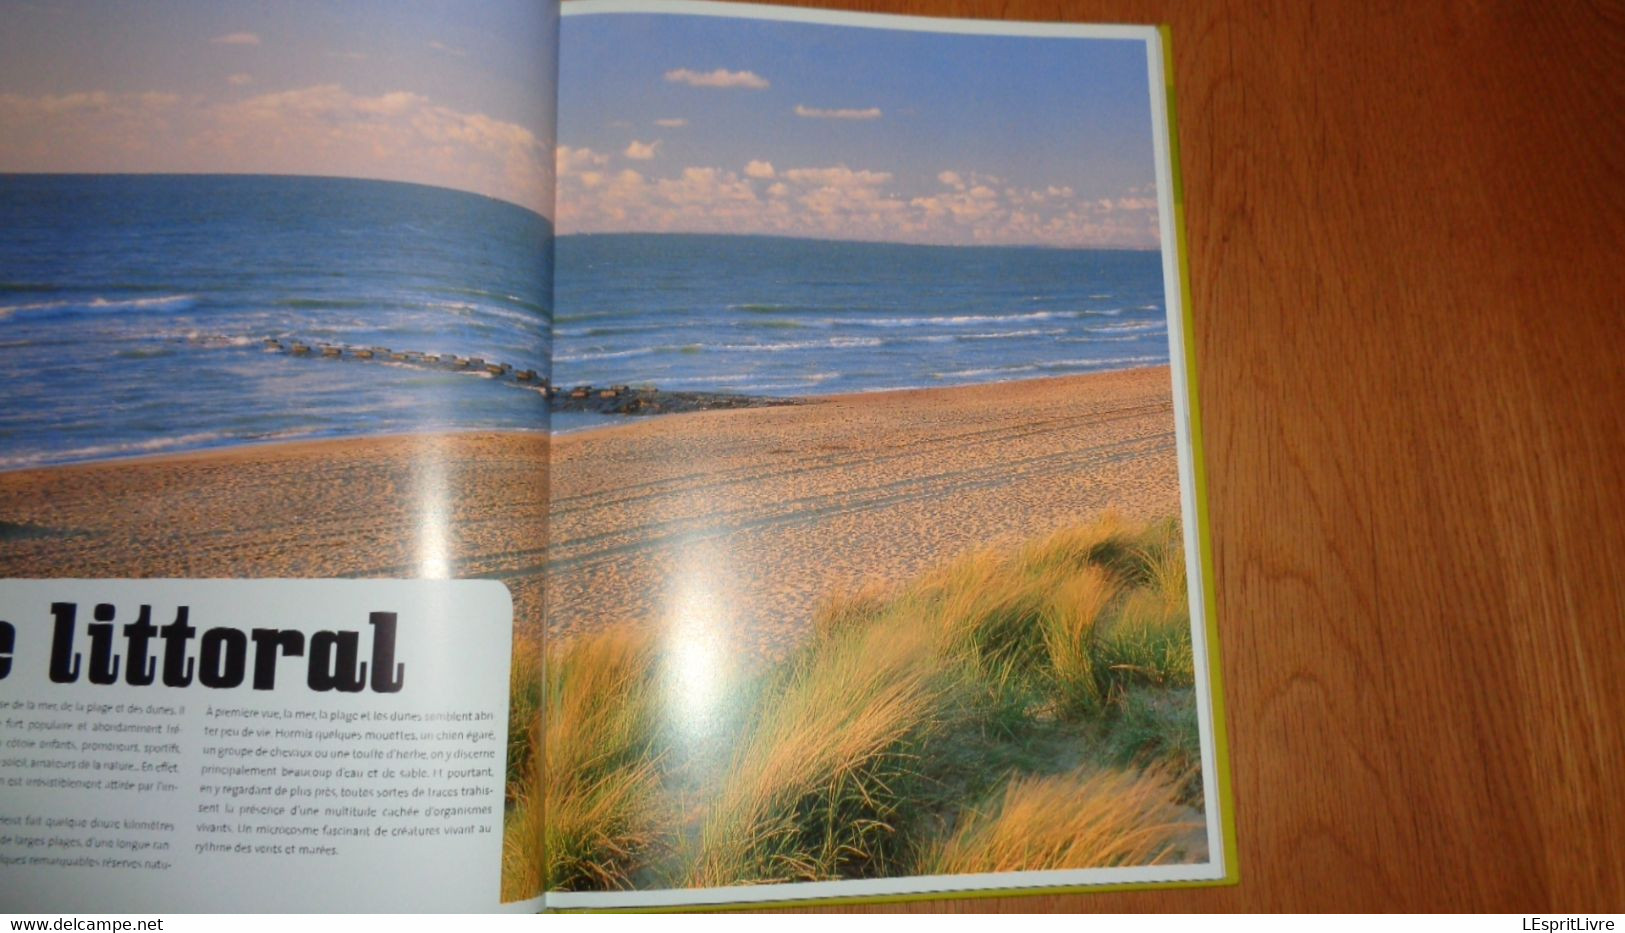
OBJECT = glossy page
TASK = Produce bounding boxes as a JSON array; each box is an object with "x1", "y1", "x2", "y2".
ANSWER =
[{"x1": 546, "y1": 1, "x2": 1229, "y2": 909}]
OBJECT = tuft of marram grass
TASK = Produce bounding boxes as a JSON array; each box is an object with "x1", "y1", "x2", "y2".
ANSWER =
[
  {"x1": 1097, "y1": 589, "x2": 1194, "y2": 691},
  {"x1": 1041, "y1": 565, "x2": 1119, "y2": 715},
  {"x1": 506, "y1": 637, "x2": 544, "y2": 798},
  {"x1": 682, "y1": 608, "x2": 949, "y2": 886},
  {"x1": 539, "y1": 626, "x2": 663, "y2": 891},
  {"x1": 499, "y1": 634, "x2": 548, "y2": 901},
  {"x1": 809, "y1": 577, "x2": 894, "y2": 644},
  {"x1": 919, "y1": 766, "x2": 1196, "y2": 874},
  {"x1": 1107, "y1": 690, "x2": 1204, "y2": 805},
  {"x1": 1119, "y1": 516, "x2": 1187, "y2": 606},
  {"x1": 500, "y1": 728, "x2": 546, "y2": 901}
]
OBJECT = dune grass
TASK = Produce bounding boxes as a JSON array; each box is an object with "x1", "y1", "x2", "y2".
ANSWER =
[
  {"x1": 919, "y1": 766, "x2": 1197, "y2": 874},
  {"x1": 506, "y1": 638, "x2": 544, "y2": 799},
  {"x1": 502, "y1": 626, "x2": 665, "y2": 894},
  {"x1": 534, "y1": 512, "x2": 1205, "y2": 891},
  {"x1": 682, "y1": 609, "x2": 948, "y2": 886},
  {"x1": 499, "y1": 635, "x2": 547, "y2": 901}
]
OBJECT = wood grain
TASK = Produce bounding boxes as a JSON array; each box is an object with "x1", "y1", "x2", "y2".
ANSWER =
[{"x1": 745, "y1": 0, "x2": 1625, "y2": 912}]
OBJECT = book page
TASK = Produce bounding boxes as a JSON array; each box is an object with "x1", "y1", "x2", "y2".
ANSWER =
[
  {"x1": 0, "y1": 0, "x2": 559, "y2": 912},
  {"x1": 545, "y1": 0, "x2": 1228, "y2": 909}
]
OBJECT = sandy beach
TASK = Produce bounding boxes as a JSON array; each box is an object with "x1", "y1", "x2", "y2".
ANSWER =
[
  {"x1": 0, "y1": 431, "x2": 552, "y2": 638},
  {"x1": 0, "y1": 367, "x2": 1178, "y2": 659},
  {"x1": 548, "y1": 366, "x2": 1180, "y2": 660}
]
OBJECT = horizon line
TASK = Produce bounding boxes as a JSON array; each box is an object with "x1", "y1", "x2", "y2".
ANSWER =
[
  {"x1": 0, "y1": 171, "x2": 1161, "y2": 253},
  {"x1": 0, "y1": 169, "x2": 555, "y2": 224},
  {"x1": 556, "y1": 229, "x2": 1161, "y2": 253}
]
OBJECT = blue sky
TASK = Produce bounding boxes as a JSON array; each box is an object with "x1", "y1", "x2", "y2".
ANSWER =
[
  {"x1": 0, "y1": 0, "x2": 555, "y2": 213},
  {"x1": 0, "y1": 2, "x2": 1163, "y2": 245},
  {"x1": 557, "y1": 9, "x2": 1161, "y2": 247}
]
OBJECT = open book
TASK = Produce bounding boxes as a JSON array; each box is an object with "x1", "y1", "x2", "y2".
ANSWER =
[{"x1": 0, "y1": 0, "x2": 1233, "y2": 912}]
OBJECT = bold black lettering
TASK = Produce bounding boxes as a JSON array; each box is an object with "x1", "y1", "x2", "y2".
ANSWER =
[
  {"x1": 48, "y1": 602, "x2": 81, "y2": 684},
  {"x1": 159, "y1": 607, "x2": 196, "y2": 688},
  {"x1": 87, "y1": 603, "x2": 120, "y2": 685},
  {"x1": 250, "y1": 628, "x2": 305, "y2": 690},
  {"x1": 307, "y1": 630, "x2": 367, "y2": 693},
  {"x1": 0, "y1": 620, "x2": 14, "y2": 680},
  {"x1": 198, "y1": 628, "x2": 247, "y2": 689},
  {"x1": 123, "y1": 605, "x2": 158, "y2": 686},
  {"x1": 368, "y1": 612, "x2": 405, "y2": 693}
]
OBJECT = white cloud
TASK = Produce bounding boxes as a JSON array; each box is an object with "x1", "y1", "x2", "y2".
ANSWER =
[
  {"x1": 210, "y1": 32, "x2": 261, "y2": 46},
  {"x1": 664, "y1": 68, "x2": 769, "y2": 89},
  {"x1": 0, "y1": 91, "x2": 185, "y2": 168},
  {"x1": 553, "y1": 149, "x2": 1160, "y2": 247},
  {"x1": 428, "y1": 40, "x2": 466, "y2": 57},
  {"x1": 782, "y1": 165, "x2": 891, "y2": 188},
  {"x1": 557, "y1": 145, "x2": 608, "y2": 175},
  {"x1": 0, "y1": 85, "x2": 554, "y2": 216},
  {"x1": 0, "y1": 91, "x2": 179, "y2": 119},
  {"x1": 793, "y1": 104, "x2": 881, "y2": 120},
  {"x1": 623, "y1": 139, "x2": 660, "y2": 160},
  {"x1": 654, "y1": 117, "x2": 687, "y2": 128},
  {"x1": 227, "y1": 73, "x2": 253, "y2": 87},
  {"x1": 200, "y1": 86, "x2": 552, "y2": 212}
]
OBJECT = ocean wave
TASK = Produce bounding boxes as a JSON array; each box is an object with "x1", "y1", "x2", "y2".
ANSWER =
[
  {"x1": 645, "y1": 373, "x2": 758, "y2": 387},
  {"x1": 954, "y1": 328, "x2": 1066, "y2": 341},
  {"x1": 1037, "y1": 354, "x2": 1166, "y2": 371},
  {"x1": 715, "y1": 336, "x2": 884, "y2": 352},
  {"x1": 553, "y1": 346, "x2": 661, "y2": 363},
  {"x1": 850, "y1": 310, "x2": 1070, "y2": 327},
  {"x1": 556, "y1": 333, "x2": 894, "y2": 363},
  {"x1": 931, "y1": 364, "x2": 1042, "y2": 379},
  {"x1": 1056, "y1": 334, "x2": 1141, "y2": 344},
  {"x1": 0, "y1": 293, "x2": 196, "y2": 319},
  {"x1": 737, "y1": 318, "x2": 805, "y2": 330},
  {"x1": 554, "y1": 310, "x2": 624, "y2": 324},
  {"x1": 1085, "y1": 321, "x2": 1165, "y2": 334},
  {"x1": 438, "y1": 286, "x2": 550, "y2": 315},
  {"x1": 0, "y1": 428, "x2": 321, "y2": 471},
  {"x1": 732, "y1": 382, "x2": 827, "y2": 393},
  {"x1": 727, "y1": 302, "x2": 793, "y2": 313},
  {"x1": 558, "y1": 323, "x2": 668, "y2": 338},
  {"x1": 930, "y1": 355, "x2": 1167, "y2": 381},
  {"x1": 274, "y1": 298, "x2": 375, "y2": 310},
  {"x1": 159, "y1": 333, "x2": 263, "y2": 348}
]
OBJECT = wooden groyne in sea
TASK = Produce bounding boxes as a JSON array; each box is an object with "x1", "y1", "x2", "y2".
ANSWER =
[{"x1": 258, "y1": 337, "x2": 801, "y2": 417}]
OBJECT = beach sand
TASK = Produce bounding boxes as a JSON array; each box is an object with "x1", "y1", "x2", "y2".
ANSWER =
[
  {"x1": 0, "y1": 367, "x2": 1179, "y2": 659},
  {"x1": 548, "y1": 365, "x2": 1180, "y2": 661},
  {"x1": 0, "y1": 431, "x2": 552, "y2": 639}
]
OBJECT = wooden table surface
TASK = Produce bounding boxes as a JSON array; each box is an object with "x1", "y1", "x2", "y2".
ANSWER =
[{"x1": 768, "y1": 0, "x2": 1625, "y2": 912}]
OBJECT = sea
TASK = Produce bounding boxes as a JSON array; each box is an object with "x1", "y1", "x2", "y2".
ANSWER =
[
  {"x1": 0, "y1": 175, "x2": 1169, "y2": 468},
  {"x1": 553, "y1": 234, "x2": 1169, "y2": 431},
  {"x1": 0, "y1": 174, "x2": 552, "y2": 470}
]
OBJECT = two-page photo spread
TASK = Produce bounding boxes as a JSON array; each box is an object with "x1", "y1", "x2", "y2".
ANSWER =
[{"x1": 0, "y1": 0, "x2": 1231, "y2": 912}]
